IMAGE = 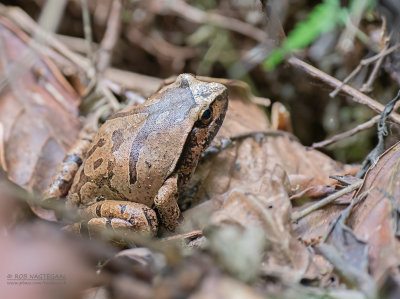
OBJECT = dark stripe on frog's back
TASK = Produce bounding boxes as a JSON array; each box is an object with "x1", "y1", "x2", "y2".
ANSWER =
[
  {"x1": 110, "y1": 86, "x2": 197, "y2": 185},
  {"x1": 86, "y1": 138, "x2": 106, "y2": 158}
]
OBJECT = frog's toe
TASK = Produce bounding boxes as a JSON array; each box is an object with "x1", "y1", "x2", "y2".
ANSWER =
[
  {"x1": 87, "y1": 217, "x2": 133, "y2": 235},
  {"x1": 82, "y1": 200, "x2": 158, "y2": 235}
]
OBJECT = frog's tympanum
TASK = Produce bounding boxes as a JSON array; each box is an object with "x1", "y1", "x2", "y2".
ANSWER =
[{"x1": 61, "y1": 74, "x2": 228, "y2": 234}]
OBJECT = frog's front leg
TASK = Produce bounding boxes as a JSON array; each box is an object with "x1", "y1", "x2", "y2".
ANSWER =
[
  {"x1": 80, "y1": 200, "x2": 158, "y2": 236},
  {"x1": 154, "y1": 176, "x2": 181, "y2": 231},
  {"x1": 43, "y1": 133, "x2": 94, "y2": 201}
]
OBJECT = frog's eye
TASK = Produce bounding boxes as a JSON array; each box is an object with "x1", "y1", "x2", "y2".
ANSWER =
[{"x1": 200, "y1": 108, "x2": 212, "y2": 124}]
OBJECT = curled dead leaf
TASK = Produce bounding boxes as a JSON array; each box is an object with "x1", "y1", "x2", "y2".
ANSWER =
[{"x1": 0, "y1": 17, "x2": 81, "y2": 194}]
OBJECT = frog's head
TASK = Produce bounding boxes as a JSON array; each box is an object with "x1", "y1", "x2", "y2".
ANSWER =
[{"x1": 174, "y1": 74, "x2": 228, "y2": 186}]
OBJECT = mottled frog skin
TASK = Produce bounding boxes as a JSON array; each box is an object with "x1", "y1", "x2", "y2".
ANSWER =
[{"x1": 65, "y1": 74, "x2": 228, "y2": 234}]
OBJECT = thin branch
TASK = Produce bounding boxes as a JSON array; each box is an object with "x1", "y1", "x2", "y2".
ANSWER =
[
  {"x1": 36, "y1": 0, "x2": 68, "y2": 34},
  {"x1": 103, "y1": 68, "x2": 162, "y2": 97},
  {"x1": 330, "y1": 43, "x2": 400, "y2": 97},
  {"x1": 357, "y1": 89, "x2": 400, "y2": 177},
  {"x1": 150, "y1": 0, "x2": 268, "y2": 43},
  {"x1": 287, "y1": 56, "x2": 400, "y2": 124},
  {"x1": 0, "y1": 4, "x2": 94, "y2": 77},
  {"x1": 291, "y1": 181, "x2": 363, "y2": 222},
  {"x1": 80, "y1": 0, "x2": 95, "y2": 64},
  {"x1": 97, "y1": 82, "x2": 121, "y2": 112},
  {"x1": 56, "y1": 34, "x2": 99, "y2": 54},
  {"x1": 160, "y1": 230, "x2": 203, "y2": 243},
  {"x1": 125, "y1": 27, "x2": 197, "y2": 62},
  {"x1": 360, "y1": 44, "x2": 388, "y2": 93},
  {"x1": 337, "y1": 0, "x2": 369, "y2": 53},
  {"x1": 311, "y1": 115, "x2": 380, "y2": 149},
  {"x1": 97, "y1": 0, "x2": 122, "y2": 73}
]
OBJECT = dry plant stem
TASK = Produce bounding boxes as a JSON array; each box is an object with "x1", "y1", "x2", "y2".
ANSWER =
[
  {"x1": 125, "y1": 28, "x2": 196, "y2": 62},
  {"x1": 36, "y1": 0, "x2": 67, "y2": 33},
  {"x1": 0, "y1": 5, "x2": 94, "y2": 77},
  {"x1": 92, "y1": 0, "x2": 122, "y2": 112},
  {"x1": 103, "y1": 68, "x2": 162, "y2": 96},
  {"x1": 357, "y1": 90, "x2": 400, "y2": 177},
  {"x1": 97, "y1": 82, "x2": 121, "y2": 112},
  {"x1": 160, "y1": 230, "x2": 203, "y2": 243},
  {"x1": 337, "y1": 0, "x2": 368, "y2": 53},
  {"x1": 57, "y1": 34, "x2": 99, "y2": 54},
  {"x1": 312, "y1": 90, "x2": 400, "y2": 149},
  {"x1": 291, "y1": 181, "x2": 363, "y2": 222},
  {"x1": 154, "y1": 0, "x2": 268, "y2": 42},
  {"x1": 80, "y1": 0, "x2": 95, "y2": 64},
  {"x1": 97, "y1": 0, "x2": 122, "y2": 73},
  {"x1": 312, "y1": 115, "x2": 380, "y2": 149},
  {"x1": 232, "y1": 130, "x2": 298, "y2": 143},
  {"x1": 0, "y1": 5, "x2": 160, "y2": 97},
  {"x1": 360, "y1": 44, "x2": 388, "y2": 93},
  {"x1": 330, "y1": 43, "x2": 400, "y2": 97},
  {"x1": 288, "y1": 57, "x2": 400, "y2": 124},
  {"x1": 0, "y1": 1, "x2": 68, "y2": 92}
]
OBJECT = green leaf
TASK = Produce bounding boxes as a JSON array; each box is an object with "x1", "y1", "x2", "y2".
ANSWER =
[{"x1": 264, "y1": 0, "x2": 345, "y2": 70}]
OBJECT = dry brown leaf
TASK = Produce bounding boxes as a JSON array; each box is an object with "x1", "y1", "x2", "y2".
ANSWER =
[
  {"x1": 179, "y1": 80, "x2": 357, "y2": 284},
  {"x1": 209, "y1": 170, "x2": 318, "y2": 283},
  {"x1": 347, "y1": 142, "x2": 400, "y2": 284},
  {"x1": 190, "y1": 275, "x2": 264, "y2": 299},
  {"x1": 102, "y1": 247, "x2": 166, "y2": 281},
  {"x1": 315, "y1": 197, "x2": 377, "y2": 296},
  {"x1": 0, "y1": 17, "x2": 81, "y2": 193},
  {"x1": 291, "y1": 177, "x2": 360, "y2": 246},
  {"x1": 293, "y1": 204, "x2": 344, "y2": 246},
  {"x1": 0, "y1": 200, "x2": 95, "y2": 299},
  {"x1": 182, "y1": 81, "x2": 354, "y2": 207}
]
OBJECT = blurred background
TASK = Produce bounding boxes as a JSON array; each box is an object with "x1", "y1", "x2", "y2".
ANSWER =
[{"x1": 3, "y1": 0, "x2": 400, "y2": 163}]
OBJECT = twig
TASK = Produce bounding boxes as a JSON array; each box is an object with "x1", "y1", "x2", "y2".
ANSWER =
[
  {"x1": 311, "y1": 115, "x2": 380, "y2": 149},
  {"x1": 80, "y1": 0, "x2": 95, "y2": 64},
  {"x1": 0, "y1": 4, "x2": 94, "y2": 77},
  {"x1": 36, "y1": 0, "x2": 68, "y2": 34},
  {"x1": 160, "y1": 230, "x2": 203, "y2": 243},
  {"x1": 337, "y1": 0, "x2": 369, "y2": 53},
  {"x1": 97, "y1": 0, "x2": 122, "y2": 73},
  {"x1": 329, "y1": 63, "x2": 363, "y2": 98},
  {"x1": 57, "y1": 34, "x2": 99, "y2": 54},
  {"x1": 360, "y1": 44, "x2": 388, "y2": 93},
  {"x1": 150, "y1": 0, "x2": 268, "y2": 43},
  {"x1": 291, "y1": 181, "x2": 363, "y2": 222},
  {"x1": 357, "y1": 90, "x2": 400, "y2": 177},
  {"x1": 125, "y1": 27, "x2": 197, "y2": 64},
  {"x1": 97, "y1": 82, "x2": 121, "y2": 112},
  {"x1": 103, "y1": 68, "x2": 162, "y2": 97},
  {"x1": 203, "y1": 129, "x2": 299, "y2": 158},
  {"x1": 329, "y1": 43, "x2": 400, "y2": 97},
  {"x1": 287, "y1": 56, "x2": 400, "y2": 124}
]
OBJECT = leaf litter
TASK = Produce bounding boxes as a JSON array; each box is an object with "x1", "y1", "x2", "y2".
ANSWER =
[{"x1": 2, "y1": 1, "x2": 400, "y2": 299}]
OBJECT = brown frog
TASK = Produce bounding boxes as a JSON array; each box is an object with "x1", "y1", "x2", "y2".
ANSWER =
[{"x1": 48, "y1": 74, "x2": 228, "y2": 235}]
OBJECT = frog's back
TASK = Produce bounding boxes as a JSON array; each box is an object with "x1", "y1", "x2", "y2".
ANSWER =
[{"x1": 70, "y1": 82, "x2": 198, "y2": 208}]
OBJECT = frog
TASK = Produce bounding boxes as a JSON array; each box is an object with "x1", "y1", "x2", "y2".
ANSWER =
[{"x1": 46, "y1": 74, "x2": 228, "y2": 235}]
